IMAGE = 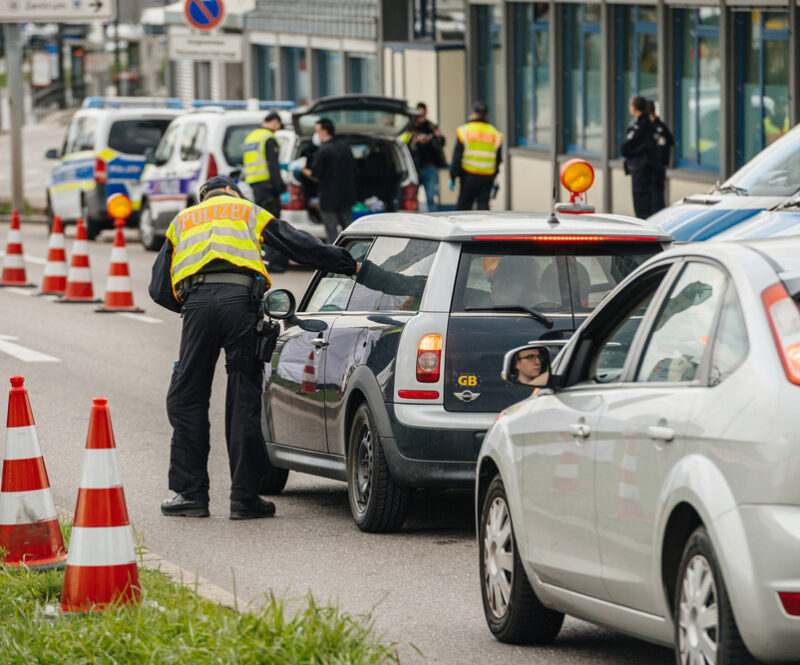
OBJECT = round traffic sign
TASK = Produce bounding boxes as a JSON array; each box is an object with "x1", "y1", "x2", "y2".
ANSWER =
[
  {"x1": 183, "y1": 0, "x2": 225, "y2": 30},
  {"x1": 106, "y1": 193, "x2": 133, "y2": 221}
]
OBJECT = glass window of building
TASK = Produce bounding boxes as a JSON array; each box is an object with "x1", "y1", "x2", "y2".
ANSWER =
[
  {"x1": 512, "y1": 2, "x2": 550, "y2": 147},
  {"x1": 283, "y1": 47, "x2": 310, "y2": 105},
  {"x1": 564, "y1": 4, "x2": 602, "y2": 154},
  {"x1": 252, "y1": 45, "x2": 276, "y2": 100},
  {"x1": 316, "y1": 50, "x2": 344, "y2": 98},
  {"x1": 347, "y1": 55, "x2": 377, "y2": 94},
  {"x1": 413, "y1": 0, "x2": 465, "y2": 41},
  {"x1": 735, "y1": 11, "x2": 789, "y2": 167},
  {"x1": 475, "y1": 4, "x2": 504, "y2": 128},
  {"x1": 616, "y1": 6, "x2": 658, "y2": 151},
  {"x1": 675, "y1": 8, "x2": 721, "y2": 170}
]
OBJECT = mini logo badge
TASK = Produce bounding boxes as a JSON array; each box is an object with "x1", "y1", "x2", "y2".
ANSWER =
[{"x1": 454, "y1": 390, "x2": 481, "y2": 403}]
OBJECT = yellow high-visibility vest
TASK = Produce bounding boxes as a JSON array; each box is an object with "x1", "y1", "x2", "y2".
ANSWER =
[
  {"x1": 242, "y1": 128, "x2": 275, "y2": 184},
  {"x1": 457, "y1": 121, "x2": 503, "y2": 175},
  {"x1": 165, "y1": 195, "x2": 271, "y2": 296},
  {"x1": 764, "y1": 115, "x2": 790, "y2": 142}
]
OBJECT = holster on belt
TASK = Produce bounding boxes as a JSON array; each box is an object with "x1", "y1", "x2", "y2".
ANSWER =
[{"x1": 255, "y1": 319, "x2": 281, "y2": 363}]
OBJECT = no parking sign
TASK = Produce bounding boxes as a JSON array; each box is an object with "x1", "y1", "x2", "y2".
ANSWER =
[{"x1": 183, "y1": 0, "x2": 226, "y2": 30}]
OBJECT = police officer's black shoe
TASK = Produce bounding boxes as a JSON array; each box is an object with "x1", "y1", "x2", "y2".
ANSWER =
[
  {"x1": 161, "y1": 494, "x2": 210, "y2": 518},
  {"x1": 230, "y1": 496, "x2": 276, "y2": 520}
]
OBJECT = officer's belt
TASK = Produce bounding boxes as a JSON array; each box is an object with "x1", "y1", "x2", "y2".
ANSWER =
[{"x1": 185, "y1": 272, "x2": 255, "y2": 288}]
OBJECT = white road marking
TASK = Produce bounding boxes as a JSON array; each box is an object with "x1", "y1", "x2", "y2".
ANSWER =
[
  {"x1": 117, "y1": 313, "x2": 162, "y2": 324},
  {"x1": 3, "y1": 287, "x2": 35, "y2": 296},
  {"x1": 0, "y1": 335, "x2": 60, "y2": 362}
]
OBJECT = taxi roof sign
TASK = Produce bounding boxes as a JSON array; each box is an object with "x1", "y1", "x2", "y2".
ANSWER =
[{"x1": 107, "y1": 194, "x2": 133, "y2": 221}]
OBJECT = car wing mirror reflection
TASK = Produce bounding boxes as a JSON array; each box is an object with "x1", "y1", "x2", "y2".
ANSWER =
[{"x1": 262, "y1": 288, "x2": 328, "y2": 332}]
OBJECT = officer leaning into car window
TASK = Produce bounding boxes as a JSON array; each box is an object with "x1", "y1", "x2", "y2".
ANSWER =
[
  {"x1": 148, "y1": 175, "x2": 360, "y2": 520},
  {"x1": 450, "y1": 101, "x2": 503, "y2": 211},
  {"x1": 621, "y1": 95, "x2": 658, "y2": 219},
  {"x1": 646, "y1": 100, "x2": 675, "y2": 215}
]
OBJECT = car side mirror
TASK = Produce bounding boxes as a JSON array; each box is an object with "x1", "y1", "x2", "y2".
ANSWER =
[
  {"x1": 45, "y1": 148, "x2": 59, "y2": 159},
  {"x1": 501, "y1": 342, "x2": 566, "y2": 389},
  {"x1": 228, "y1": 167, "x2": 242, "y2": 180},
  {"x1": 262, "y1": 288, "x2": 328, "y2": 333},
  {"x1": 144, "y1": 147, "x2": 156, "y2": 164}
]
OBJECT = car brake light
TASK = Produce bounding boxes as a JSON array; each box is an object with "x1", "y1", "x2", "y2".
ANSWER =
[
  {"x1": 403, "y1": 184, "x2": 419, "y2": 211},
  {"x1": 285, "y1": 183, "x2": 305, "y2": 211},
  {"x1": 471, "y1": 235, "x2": 658, "y2": 242},
  {"x1": 94, "y1": 157, "x2": 107, "y2": 184},
  {"x1": 207, "y1": 153, "x2": 218, "y2": 178},
  {"x1": 416, "y1": 334, "x2": 441, "y2": 383},
  {"x1": 763, "y1": 282, "x2": 800, "y2": 385},
  {"x1": 779, "y1": 592, "x2": 800, "y2": 616},
  {"x1": 398, "y1": 390, "x2": 439, "y2": 400}
]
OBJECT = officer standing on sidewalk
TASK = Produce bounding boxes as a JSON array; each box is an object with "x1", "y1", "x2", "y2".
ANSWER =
[
  {"x1": 450, "y1": 102, "x2": 503, "y2": 211},
  {"x1": 149, "y1": 175, "x2": 360, "y2": 520},
  {"x1": 621, "y1": 95, "x2": 657, "y2": 219},
  {"x1": 646, "y1": 100, "x2": 674, "y2": 214}
]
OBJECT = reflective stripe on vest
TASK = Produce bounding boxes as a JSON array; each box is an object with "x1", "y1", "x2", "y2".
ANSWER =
[
  {"x1": 165, "y1": 195, "x2": 271, "y2": 294},
  {"x1": 243, "y1": 128, "x2": 274, "y2": 184},
  {"x1": 457, "y1": 122, "x2": 503, "y2": 175}
]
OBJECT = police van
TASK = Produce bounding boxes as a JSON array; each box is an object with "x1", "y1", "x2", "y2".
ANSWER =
[
  {"x1": 138, "y1": 101, "x2": 293, "y2": 250},
  {"x1": 45, "y1": 97, "x2": 183, "y2": 239}
]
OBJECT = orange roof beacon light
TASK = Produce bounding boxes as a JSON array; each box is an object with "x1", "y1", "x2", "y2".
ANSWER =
[
  {"x1": 106, "y1": 194, "x2": 133, "y2": 228},
  {"x1": 560, "y1": 159, "x2": 595, "y2": 203}
]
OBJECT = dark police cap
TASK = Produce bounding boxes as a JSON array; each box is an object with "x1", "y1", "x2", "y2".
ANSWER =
[
  {"x1": 198, "y1": 175, "x2": 244, "y2": 201},
  {"x1": 264, "y1": 111, "x2": 283, "y2": 125}
]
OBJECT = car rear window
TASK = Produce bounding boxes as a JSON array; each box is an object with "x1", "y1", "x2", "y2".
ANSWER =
[
  {"x1": 107, "y1": 119, "x2": 173, "y2": 155},
  {"x1": 223, "y1": 124, "x2": 261, "y2": 166}
]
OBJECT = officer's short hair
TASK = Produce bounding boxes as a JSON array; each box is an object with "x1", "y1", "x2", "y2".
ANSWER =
[
  {"x1": 472, "y1": 101, "x2": 489, "y2": 120},
  {"x1": 317, "y1": 118, "x2": 335, "y2": 136},
  {"x1": 199, "y1": 175, "x2": 244, "y2": 202},
  {"x1": 630, "y1": 96, "x2": 648, "y2": 113},
  {"x1": 264, "y1": 111, "x2": 283, "y2": 127},
  {"x1": 416, "y1": 102, "x2": 427, "y2": 112},
  {"x1": 645, "y1": 100, "x2": 656, "y2": 116}
]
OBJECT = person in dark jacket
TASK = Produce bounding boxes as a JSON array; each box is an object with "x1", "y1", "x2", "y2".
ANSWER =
[
  {"x1": 621, "y1": 95, "x2": 657, "y2": 219},
  {"x1": 301, "y1": 118, "x2": 357, "y2": 243},
  {"x1": 405, "y1": 102, "x2": 446, "y2": 211},
  {"x1": 149, "y1": 175, "x2": 361, "y2": 520},
  {"x1": 647, "y1": 100, "x2": 675, "y2": 214}
]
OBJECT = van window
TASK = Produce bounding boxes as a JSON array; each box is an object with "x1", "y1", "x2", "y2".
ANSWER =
[
  {"x1": 180, "y1": 122, "x2": 208, "y2": 162},
  {"x1": 108, "y1": 119, "x2": 173, "y2": 155},
  {"x1": 154, "y1": 124, "x2": 181, "y2": 164},
  {"x1": 65, "y1": 117, "x2": 97, "y2": 154},
  {"x1": 223, "y1": 124, "x2": 261, "y2": 166}
]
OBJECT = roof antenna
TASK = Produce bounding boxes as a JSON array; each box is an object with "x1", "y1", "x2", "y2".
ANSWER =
[{"x1": 547, "y1": 119, "x2": 560, "y2": 226}]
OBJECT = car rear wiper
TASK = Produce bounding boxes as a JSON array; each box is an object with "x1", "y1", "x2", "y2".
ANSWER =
[
  {"x1": 465, "y1": 305, "x2": 554, "y2": 329},
  {"x1": 713, "y1": 183, "x2": 748, "y2": 196}
]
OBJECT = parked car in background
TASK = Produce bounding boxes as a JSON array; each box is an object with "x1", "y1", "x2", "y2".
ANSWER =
[
  {"x1": 45, "y1": 96, "x2": 183, "y2": 239},
  {"x1": 715, "y1": 194, "x2": 800, "y2": 241},
  {"x1": 260, "y1": 206, "x2": 671, "y2": 532},
  {"x1": 138, "y1": 107, "x2": 293, "y2": 250},
  {"x1": 477, "y1": 238, "x2": 800, "y2": 664},
  {"x1": 648, "y1": 123, "x2": 800, "y2": 241}
]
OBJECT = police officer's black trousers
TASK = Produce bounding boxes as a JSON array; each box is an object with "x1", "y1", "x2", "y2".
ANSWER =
[
  {"x1": 457, "y1": 173, "x2": 494, "y2": 210},
  {"x1": 166, "y1": 283, "x2": 265, "y2": 504},
  {"x1": 651, "y1": 170, "x2": 666, "y2": 215},
  {"x1": 631, "y1": 171, "x2": 652, "y2": 219}
]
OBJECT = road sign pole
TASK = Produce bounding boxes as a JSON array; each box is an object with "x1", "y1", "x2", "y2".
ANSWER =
[{"x1": 4, "y1": 23, "x2": 25, "y2": 212}]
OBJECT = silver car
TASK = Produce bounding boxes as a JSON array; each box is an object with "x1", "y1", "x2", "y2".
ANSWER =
[{"x1": 476, "y1": 238, "x2": 800, "y2": 664}]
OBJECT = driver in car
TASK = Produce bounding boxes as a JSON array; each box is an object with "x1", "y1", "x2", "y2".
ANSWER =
[{"x1": 513, "y1": 347, "x2": 551, "y2": 387}]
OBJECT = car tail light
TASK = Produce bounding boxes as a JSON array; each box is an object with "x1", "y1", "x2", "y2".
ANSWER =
[
  {"x1": 285, "y1": 183, "x2": 305, "y2": 211},
  {"x1": 207, "y1": 153, "x2": 218, "y2": 178},
  {"x1": 416, "y1": 334, "x2": 442, "y2": 383},
  {"x1": 402, "y1": 184, "x2": 419, "y2": 211},
  {"x1": 763, "y1": 282, "x2": 800, "y2": 385},
  {"x1": 398, "y1": 390, "x2": 439, "y2": 400},
  {"x1": 471, "y1": 235, "x2": 658, "y2": 242},
  {"x1": 779, "y1": 592, "x2": 800, "y2": 616},
  {"x1": 93, "y1": 157, "x2": 107, "y2": 184}
]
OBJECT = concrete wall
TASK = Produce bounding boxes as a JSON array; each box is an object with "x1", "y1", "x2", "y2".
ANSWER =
[
  {"x1": 404, "y1": 49, "x2": 438, "y2": 121},
  {"x1": 668, "y1": 177, "x2": 714, "y2": 207},
  {"x1": 437, "y1": 48, "x2": 465, "y2": 208},
  {"x1": 509, "y1": 153, "x2": 552, "y2": 212},
  {"x1": 610, "y1": 166, "x2": 635, "y2": 217}
]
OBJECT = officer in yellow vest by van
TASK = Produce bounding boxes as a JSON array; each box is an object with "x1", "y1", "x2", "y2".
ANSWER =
[
  {"x1": 243, "y1": 112, "x2": 285, "y2": 217},
  {"x1": 149, "y1": 175, "x2": 360, "y2": 520},
  {"x1": 450, "y1": 102, "x2": 503, "y2": 210}
]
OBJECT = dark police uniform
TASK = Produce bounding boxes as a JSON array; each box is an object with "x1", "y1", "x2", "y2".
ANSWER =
[
  {"x1": 149, "y1": 176, "x2": 356, "y2": 518},
  {"x1": 621, "y1": 114, "x2": 657, "y2": 219},
  {"x1": 650, "y1": 116, "x2": 675, "y2": 214},
  {"x1": 450, "y1": 120, "x2": 503, "y2": 211}
]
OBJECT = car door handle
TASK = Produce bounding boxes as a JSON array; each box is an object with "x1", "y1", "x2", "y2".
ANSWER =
[
  {"x1": 568, "y1": 423, "x2": 591, "y2": 439},
  {"x1": 648, "y1": 425, "x2": 675, "y2": 442},
  {"x1": 310, "y1": 338, "x2": 329, "y2": 349}
]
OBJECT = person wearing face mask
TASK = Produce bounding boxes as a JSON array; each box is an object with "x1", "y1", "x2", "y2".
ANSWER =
[{"x1": 301, "y1": 118, "x2": 357, "y2": 243}]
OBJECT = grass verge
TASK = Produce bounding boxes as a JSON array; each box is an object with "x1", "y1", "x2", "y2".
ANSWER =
[{"x1": 0, "y1": 522, "x2": 400, "y2": 665}]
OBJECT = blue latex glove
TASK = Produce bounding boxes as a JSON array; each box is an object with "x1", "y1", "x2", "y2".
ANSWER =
[{"x1": 448, "y1": 179, "x2": 455, "y2": 192}]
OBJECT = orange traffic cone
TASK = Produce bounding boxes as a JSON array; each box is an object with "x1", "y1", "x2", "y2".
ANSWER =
[
  {"x1": 38, "y1": 215, "x2": 68, "y2": 296},
  {"x1": 96, "y1": 219, "x2": 143, "y2": 313},
  {"x1": 300, "y1": 349, "x2": 317, "y2": 394},
  {"x1": 0, "y1": 376, "x2": 67, "y2": 569},
  {"x1": 61, "y1": 398, "x2": 140, "y2": 612},
  {"x1": 551, "y1": 450, "x2": 580, "y2": 494},
  {"x1": 57, "y1": 219, "x2": 101, "y2": 303},
  {"x1": 0, "y1": 210, "x2": 36, "y2": 288}
]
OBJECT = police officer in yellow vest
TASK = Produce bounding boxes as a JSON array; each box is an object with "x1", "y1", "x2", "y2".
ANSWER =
[
  {"x1": 765, "y1": 101, "x2": 790, "y2": 145},
  {"x1": 450, "y1": 102, "x2": 503, "y2": 210},
  {"x1": 243, "y1": 112, "x2": 284, "y2": 218},
  {"x1": 149, "y1": 175, "x2": 359, "y2": 519}
]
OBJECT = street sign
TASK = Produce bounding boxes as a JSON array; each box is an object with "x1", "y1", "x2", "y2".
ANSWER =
[
  {"x1": 0, "y1": 0, "x2": 115, "y2": 22},
  {"x1": 183, "y1": 0, "x2": 225, "y2": 31},
  {"x1": 168, "y1": 33, "x2": 242, "y2": 63}
]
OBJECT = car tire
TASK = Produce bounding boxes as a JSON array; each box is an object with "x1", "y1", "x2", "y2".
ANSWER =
[
  {"x1": 138, "y1": 201, "x2": 164, "y2": 251},
  {"x1": 259, "y1": 459, "x2": 289, "y2": 495},
  {"x1": 346, "y1": 403, "x2": 408, "y2": 533},
  {"x1": 81, "y1": 197, "x2": 102, "y2": 240},
  {"x1": 674, "y1": 527, "x2": 758, "y2": 665},
  {"x1": 480, "y1": 475, "x2": 564, "y2": 644}
]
